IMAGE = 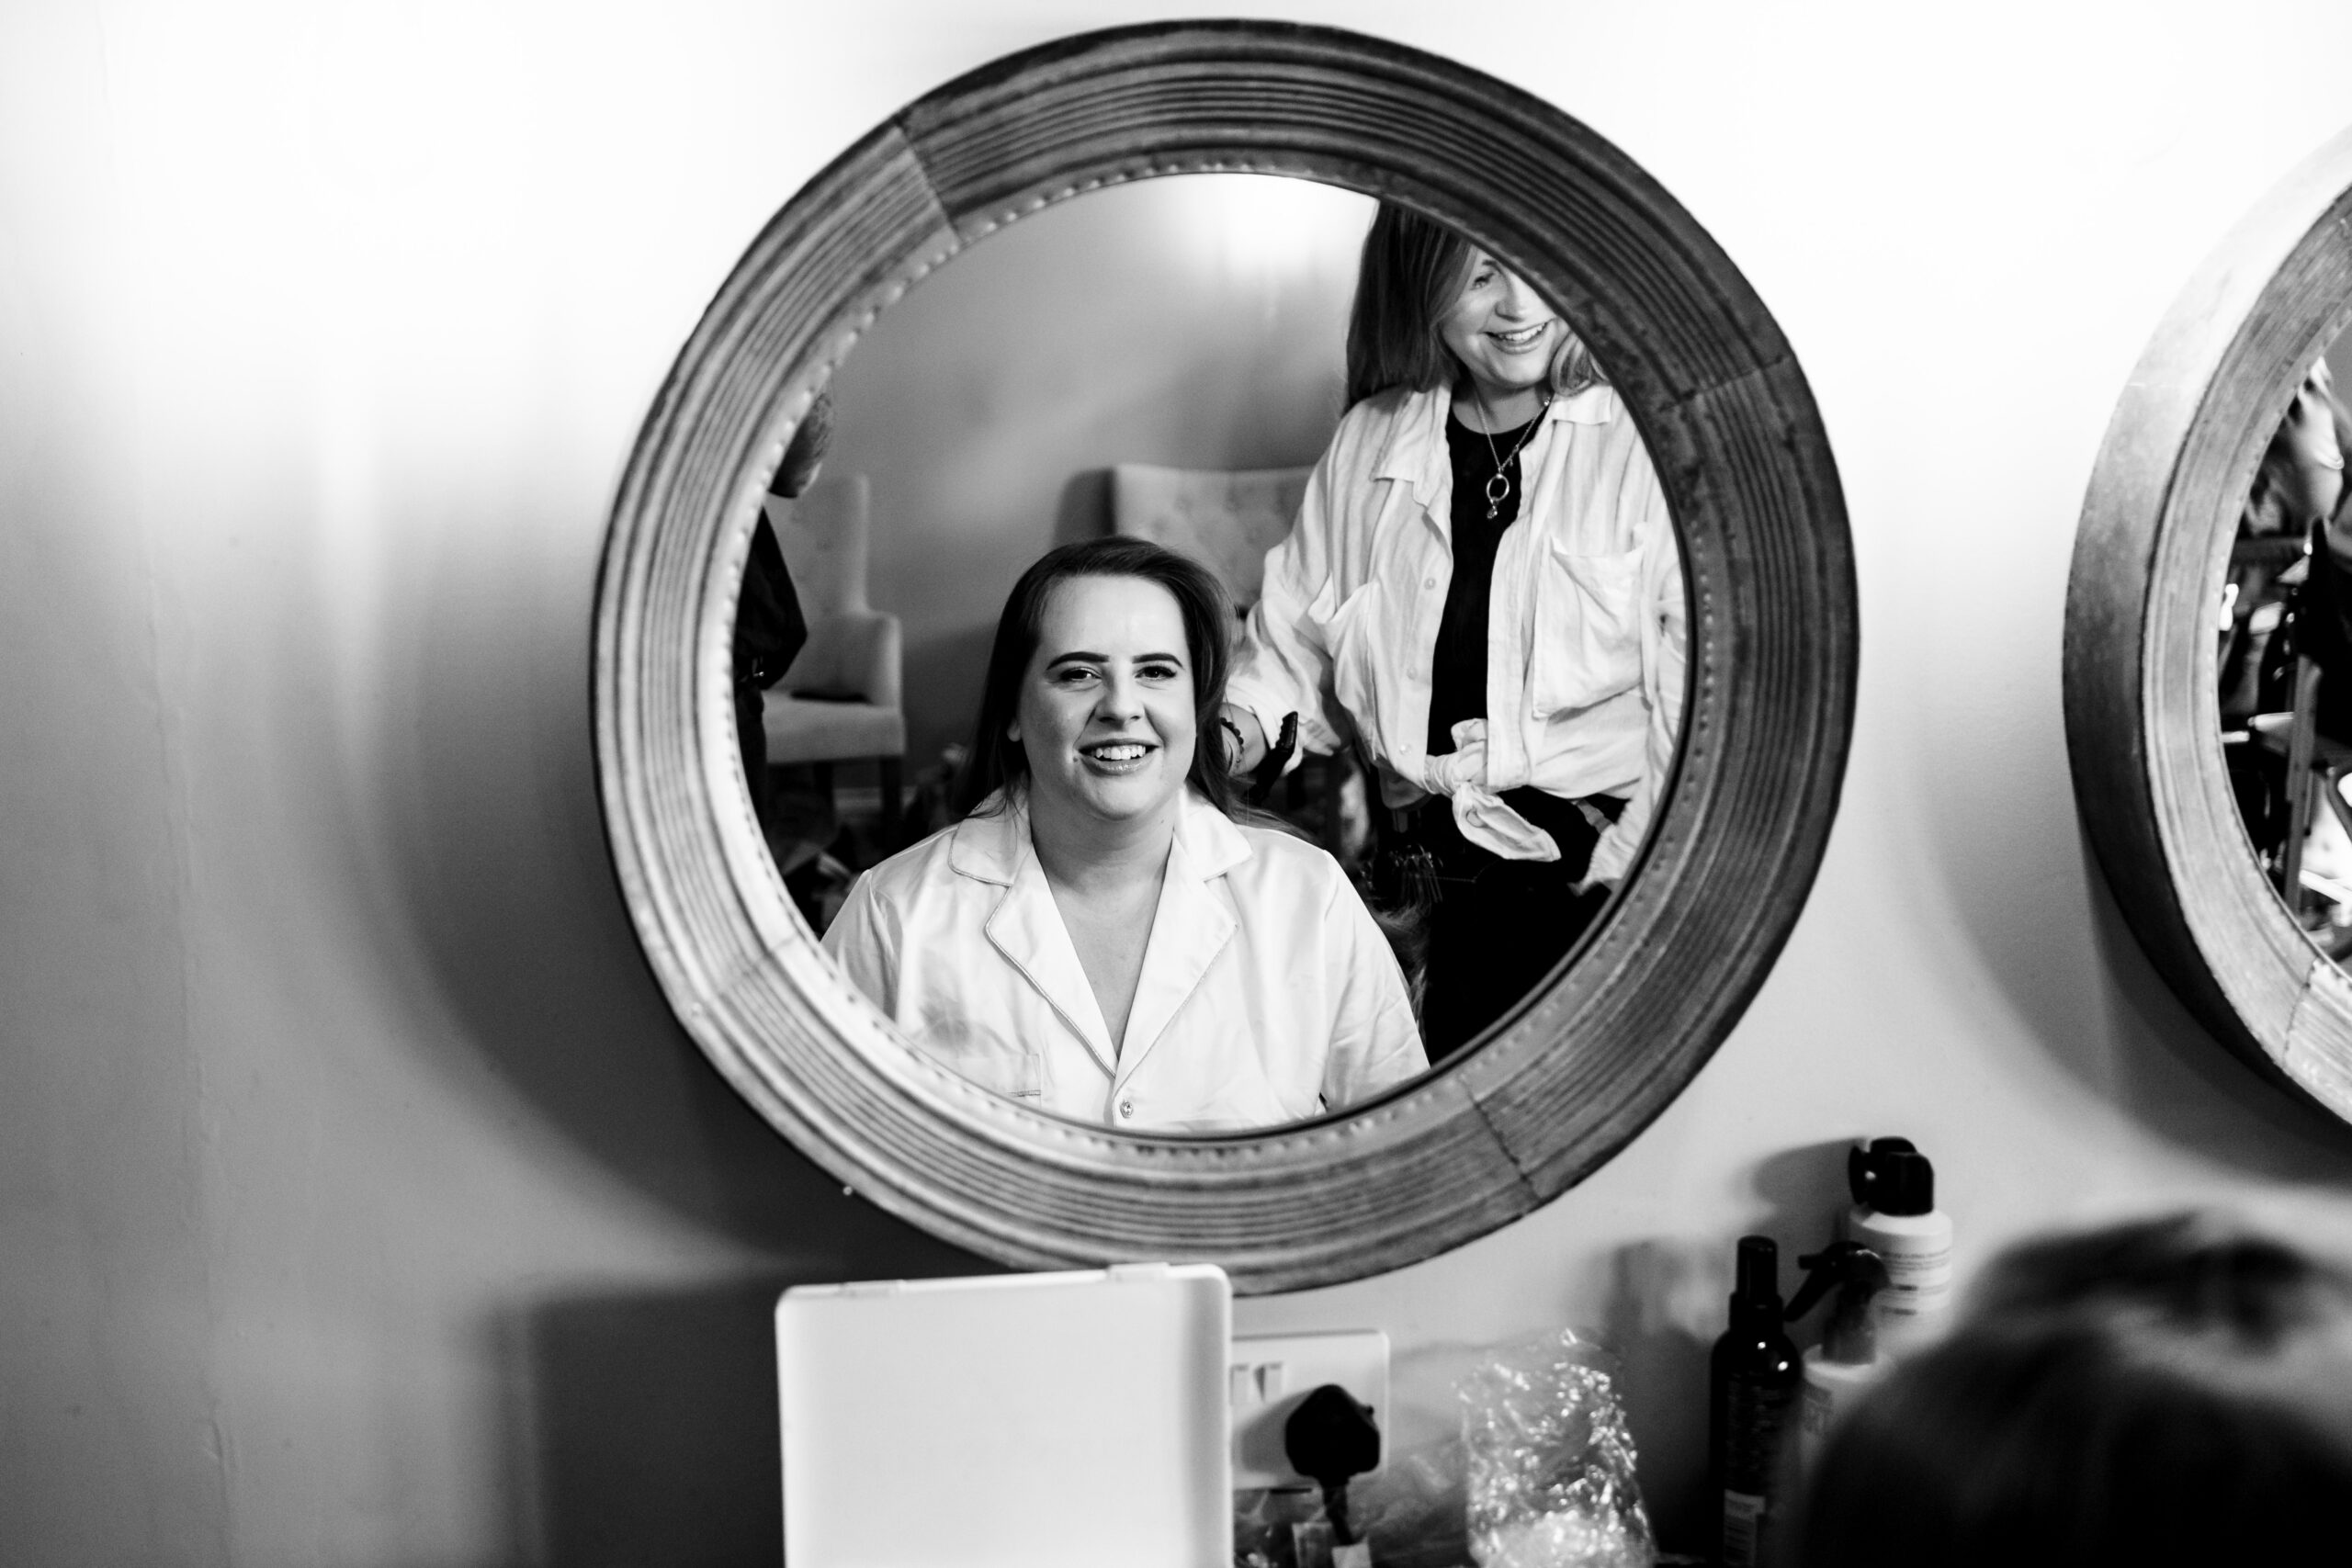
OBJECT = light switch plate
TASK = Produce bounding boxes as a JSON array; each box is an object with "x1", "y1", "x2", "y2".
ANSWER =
[{"x1": 1228, "y1": 1329, "x2": 1389, "y2": 1489}]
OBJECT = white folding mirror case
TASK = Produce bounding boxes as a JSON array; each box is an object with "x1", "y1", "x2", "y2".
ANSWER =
[{"x1": 777, "y1": 1264, "x2": 1233, "y2": 1568}]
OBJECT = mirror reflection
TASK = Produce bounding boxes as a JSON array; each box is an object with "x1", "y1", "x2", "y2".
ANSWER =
[
  {"x1": 2221, "y1": 323, "x2": 2352, "y2": 958},
  {"x1": 737, "y1": 175, "x2": 1689, "y2": 1132}
]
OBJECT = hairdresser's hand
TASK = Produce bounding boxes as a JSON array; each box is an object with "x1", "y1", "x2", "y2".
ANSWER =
[{"x1": 1217, "y1": 704, "x2": 1268, "y2": 775}]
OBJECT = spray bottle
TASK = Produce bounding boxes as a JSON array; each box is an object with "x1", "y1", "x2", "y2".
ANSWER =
[
  {"x1": 1783, "y1": 1241, "x2": 1891, "y2": 1476},
  {"x1": 1710, "y1": 1235, "x2": 1802, "y2": 1568},
  {"x1": 1845, "y1": 1137, "x2": 1952, "y2": 1351}
]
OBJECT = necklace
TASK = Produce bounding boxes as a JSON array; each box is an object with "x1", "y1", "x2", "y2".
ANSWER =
[{"x1": 1475, "y1": 390, "x2": 1552, "y2": 521}]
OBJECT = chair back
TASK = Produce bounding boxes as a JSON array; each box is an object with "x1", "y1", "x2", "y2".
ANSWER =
[{"x1": 1110, "y1": 464, "x2": 1310, "y2": 620}]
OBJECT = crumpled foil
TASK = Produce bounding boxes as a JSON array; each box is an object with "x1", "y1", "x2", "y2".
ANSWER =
[{"x1": 1458, "y1": 1330, "x2": 1655, "y2": 1568}]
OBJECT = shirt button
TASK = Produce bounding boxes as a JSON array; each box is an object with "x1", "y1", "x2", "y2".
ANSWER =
[
  {"x1": 1118, "y1": 1100, "x2": 1135, "y2": 1120},
  {"x1": 1423, "y1": 576, "x2": 1437, "y2": 590}
]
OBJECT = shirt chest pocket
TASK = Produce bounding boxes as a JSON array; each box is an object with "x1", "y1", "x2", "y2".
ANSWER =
[
  {"x1": 908, "y1": 1011, "x2": 1045, "y2": 1100},
  {"x1": 1120, "y1": 974, "x2": 1318, "y2": 1133},
  {"x1": 1128, "y1": 1037, "x2": 1302, "y2": 1133},
  {"x1": 1530, "y1": 545, "x2": 1644, "y2": 718}
]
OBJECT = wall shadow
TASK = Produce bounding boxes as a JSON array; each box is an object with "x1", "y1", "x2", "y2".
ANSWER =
[
  {"x1": 2078, "y1": 830, "x2": 2352, "y2": 1174},
  {"x1": 505, "y1": 1278, "x2": 797, "y2": 1567},
  {"x1": 1598, "y1": 1239, "x2": 1712, "y2": 1555},
  {"x1": 900, "y1": 622, "x2": 995, "y2": 772},
  {"x1": 1053, "y1": 467, "x2": 1113, "y2": 547},
  {"x1": 1747, "y1": 1140, "x2": 1859, "y2": 1271},
  {"x1": 348, "y1": 499, "x2": 996, "y2": 1274}
]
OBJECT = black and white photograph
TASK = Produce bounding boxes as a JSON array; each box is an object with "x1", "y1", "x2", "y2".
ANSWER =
[{"x1": 7, "y1": 5, "x2": 2352, "y2": 1565}]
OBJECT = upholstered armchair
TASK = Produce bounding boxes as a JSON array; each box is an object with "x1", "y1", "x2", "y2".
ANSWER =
[{"x1": 763, "y1": 474, "x2": 907, "y2": 837}]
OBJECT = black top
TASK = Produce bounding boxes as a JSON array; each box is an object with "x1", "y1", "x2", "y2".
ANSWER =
[
  {"x1": 735, "y1": 519, "x2": 808, "y2": 691},
  {"x1": 732, "y1": 518, "x2": 808, "y2": 824},
  {"x1": 1426, "y1": 410, "x2": 1538, "y2": 757}
]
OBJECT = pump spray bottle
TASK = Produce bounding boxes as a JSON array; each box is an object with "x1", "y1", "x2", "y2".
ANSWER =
[
  {"x1": 1710, "y1": 1235, "x2": 1802, "y2": 1568},
  {"x1": 1845, "y1": 1136, "x2": 1952, "y2": 1351},
  {"x1": 1783, "y1": 1241, "x2": 1891, "y2": 1476}
]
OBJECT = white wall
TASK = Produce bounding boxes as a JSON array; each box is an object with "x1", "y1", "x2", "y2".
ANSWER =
[
  {"x1": 6, "y1": 1, "x2": 2352, "y2": 1562},
  {"x1": 827, "y1": 174, "x2": 1371, "y2": 767}
]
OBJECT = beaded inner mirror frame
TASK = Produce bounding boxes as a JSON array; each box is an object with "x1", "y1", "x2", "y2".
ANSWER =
[
  {"x1": 594, "y1": 21, "x2": 1855, "y2": 1292},
  {"x1": 2069, "y1": 127, "x2": 2352, "y2": 1127}
]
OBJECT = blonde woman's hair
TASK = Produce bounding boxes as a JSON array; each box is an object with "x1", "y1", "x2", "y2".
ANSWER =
[{"x1": 1343, "y1": 203, "x2": 1606, "y2": 409}]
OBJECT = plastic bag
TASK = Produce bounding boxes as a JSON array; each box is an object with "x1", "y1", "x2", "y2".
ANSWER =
[
  {"x1": 1231, "y1": 1488, "x2": 1377, "y2": 1568},
  {"x1": 1233, "y1": 1486, "x2": 1322, "y2": 1568},
  {"x1": 1457, "y1": 1330, "x2": 1654, "y2": 1568},
  {"x1": 1341, "y1": 1438, "x2": 1469, "y2": 1568}
]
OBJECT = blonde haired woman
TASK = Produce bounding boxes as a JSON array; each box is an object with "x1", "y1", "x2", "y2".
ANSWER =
[{"x1": 1221, "y1": 205, "x2": 1685, "y2": 1060}]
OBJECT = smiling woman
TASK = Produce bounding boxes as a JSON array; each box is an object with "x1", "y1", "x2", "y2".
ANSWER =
[
  {"x1": 1439, "y1": 254, "x2": 1568, "y2": 431},
  {"x1": 1221, "y1": 203, "x2": 1682, "y2": 1061},
  {"x1": 822, "y1": 539, "x2": 1426, "y2": 1132},
  {"x1": 1016, "y1": 576, "x2": 1202, "y2": 829}
]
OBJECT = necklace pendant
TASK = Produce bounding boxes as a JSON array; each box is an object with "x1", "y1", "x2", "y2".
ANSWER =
[{"x1": 1484, "y1": 469, "x2": 1510, "y2": 521}]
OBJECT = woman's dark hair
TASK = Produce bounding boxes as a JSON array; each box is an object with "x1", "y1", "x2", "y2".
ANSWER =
[
  {"x1": 1343, "y1": 204, "x2": 1605, "y2": 409},
  {"x1": 952, "y1": 536, "x2": 1239, "y2": 820},
  {"x1": 1790, "y1": 1213, "x2": 2352, "y2": 1568}
]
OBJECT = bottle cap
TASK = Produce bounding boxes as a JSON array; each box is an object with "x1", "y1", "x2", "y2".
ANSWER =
[
  {"x1": 1729, "y1": 1234, "x2": 1781, "y2": 1326},
  {"x1": 1848, "y1": 1137, "x2": 1934, "y2": 1216}
]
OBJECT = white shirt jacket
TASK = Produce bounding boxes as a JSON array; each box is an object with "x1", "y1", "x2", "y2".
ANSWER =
[
  {"x1": 821, "y1": 789, "x2": 1428, "y2": 1133},
  {"x1": 1226, "y1": 383, "x2": 1687, "y2": 885}
]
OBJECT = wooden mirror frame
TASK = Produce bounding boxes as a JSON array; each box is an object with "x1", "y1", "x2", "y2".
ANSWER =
[
  {"x1": 2068, "y1": 127, "x2": 2352, "y2": 1125},
  {"x1": 594, "y1": 21, "x2": 1855, "y2": 1292}
]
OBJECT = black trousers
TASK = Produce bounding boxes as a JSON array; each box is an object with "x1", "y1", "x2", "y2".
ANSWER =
[{"x1": 1381, "y1": 788, "x2": 1621, "y2": 1063}]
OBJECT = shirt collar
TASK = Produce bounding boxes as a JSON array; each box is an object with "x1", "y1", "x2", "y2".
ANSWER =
[
  {"x1": 947, "y1": 786, "x2": 1253, "y2": 886},
  {"x1": 1372, "y1": 381, "x2": 1622, "y2": 488}
]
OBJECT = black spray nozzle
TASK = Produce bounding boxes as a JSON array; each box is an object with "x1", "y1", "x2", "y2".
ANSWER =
[
  {"x1": 1786, "y1": 1242, "x2": 1892, "y2": 1365},
  {"x1": 1785, "y1": 1241, "x2": 1891, "y2": 1322},
  {"x1": 1849, "y1": 1137, "x2": 1935, "y2": 1216},
  {"x1": 1284, "y1": 1382, "x2": 1379, "y2": 1545}
]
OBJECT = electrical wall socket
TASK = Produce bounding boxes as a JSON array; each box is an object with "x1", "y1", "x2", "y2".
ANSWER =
[{"x1": 1227, "y1": 1329, "x2": 1389, "y2": 1489}]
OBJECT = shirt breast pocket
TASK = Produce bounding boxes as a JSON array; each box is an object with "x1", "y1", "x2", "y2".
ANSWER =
[
  {"x1": 1531, "y1": 545, "x2": 1644, "y2": 717},
  {"x1": 1129, "y1": 986, "x2": 1315, "y2": 1133},
  {"x1": 1146, "y1": 1060, "x2": 1302, "y2": 1134},
  {"x1": 908, "y1": 1014, "x2": 1045, "y2": 1100}
]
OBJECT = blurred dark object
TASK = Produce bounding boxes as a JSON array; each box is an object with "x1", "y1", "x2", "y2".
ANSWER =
[
  {"x1": 1790, "y1": 1212, "x2": 2352, "y2": 1568},
  {"x1": 1245, "y1": 712, "x2": 1300, "y2": 806}
]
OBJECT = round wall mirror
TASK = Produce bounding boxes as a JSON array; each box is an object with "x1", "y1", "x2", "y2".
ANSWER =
[
  {"x1": 2068, "y1": 126, "x2": 2352, "y2": 1126},
  {"x1": 596, "y1": 21, "x2": 1855, "y2": 1291}
]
